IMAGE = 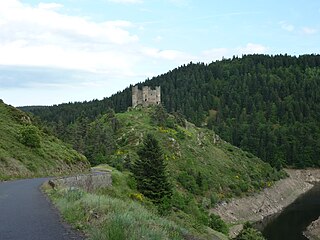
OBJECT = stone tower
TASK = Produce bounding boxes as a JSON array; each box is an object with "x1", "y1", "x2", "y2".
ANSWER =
[{"x1": 132, "y1": 85, "x2": 161, "y2": 107}]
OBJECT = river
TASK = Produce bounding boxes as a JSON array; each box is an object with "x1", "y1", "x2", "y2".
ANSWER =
[{"x1": 262, "y1": 183, "x2": 320, "y2": 240}]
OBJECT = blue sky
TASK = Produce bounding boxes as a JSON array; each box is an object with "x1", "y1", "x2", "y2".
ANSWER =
[{"x1": 0, "y1": 0, "x2": 319, "y2": 106}]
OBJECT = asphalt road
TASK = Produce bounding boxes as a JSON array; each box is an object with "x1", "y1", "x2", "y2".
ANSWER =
[{"x1": 0, "y1": 178, "x2": 83, "y2": 240}]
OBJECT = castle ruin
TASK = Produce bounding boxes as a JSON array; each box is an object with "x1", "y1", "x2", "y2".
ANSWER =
[{"x1": 132, "y1": 85, "x2": 161, "y2": 108}]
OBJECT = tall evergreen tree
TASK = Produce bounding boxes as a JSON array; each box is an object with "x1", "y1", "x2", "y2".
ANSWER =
[{"x1": 132, "y1": 133, "x2": 172, "y2": 204}]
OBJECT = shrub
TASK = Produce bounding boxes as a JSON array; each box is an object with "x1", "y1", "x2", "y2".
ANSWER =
[
  {"x1": 171, "y1": 191, "x2": 188, "y2": 211},
  {"x1": 234, "y1": 225, "x2": 265, "y2": 240},
  {"x1": 19, "y1": 125, "x2": 41, "y2": 148},
  {"x1": 210, "y1": 193, "x2": 219, "y2": 207},
  {"x1": 172, "y1": 112, "x2": 186, "y2": 128},
  {"x1": 151, "y1": 105, "x2": 169, "y2": 127},
  {"x1": 177, "y1": 172, "x2": 198, "y2": 194},
  {"x1": 208, "y1": 213, "x2": 229, "y2": 235},
  {"x1": 176, "y1": 129, "x2": 186, "y2": 140},
  {"x1": 129, "y1": 193, "x2": 144, "y2": 202}
]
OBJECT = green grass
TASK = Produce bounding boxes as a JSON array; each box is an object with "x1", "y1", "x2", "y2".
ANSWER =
[
  {"x1": 0, "y1": 100, "x2": 89, "y2": 180},
  {"x1": 44, "y1": 106, "x2": 285, "y2": 239},
  {"x1": 112, "y1": 107, "x2": 285, "y2": 199},
  {"x1": 96, "y1": 106, "x2": 285, "y2": 238},
  {"x1": 45, "y1": 169, "x2": 187, "y2": 240},
  {"x1": 46, "y1": 166, "x2": 229, "y2": 240}
]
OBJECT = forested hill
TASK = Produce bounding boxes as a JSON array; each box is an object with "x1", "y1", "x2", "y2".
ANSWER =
[{"x1": 22, "y1": 54, "x2": 320, "y2": 168}]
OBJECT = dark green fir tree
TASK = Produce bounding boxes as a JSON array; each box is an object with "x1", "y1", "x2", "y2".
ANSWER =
[{"x1": 132, "y1": 133, "x2": 172, "y2": 205}]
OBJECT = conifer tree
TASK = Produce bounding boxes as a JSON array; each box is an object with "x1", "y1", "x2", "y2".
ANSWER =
[{"x1": 132, "y1": 133, "x2": 172, "y2": 205}]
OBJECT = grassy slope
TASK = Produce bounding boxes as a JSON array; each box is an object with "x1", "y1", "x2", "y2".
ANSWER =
[
  {"x1": 0, "y1": 100, "x2": 89, "y2": 180},
  {"x1": 114, "y1": 107, "x2": 284, "y2": 197},
  {"x1": 71, "y1": 107, "x2": 283, "y2": 239}
]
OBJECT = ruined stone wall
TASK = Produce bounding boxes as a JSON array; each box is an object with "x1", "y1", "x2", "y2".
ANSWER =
[
  {"x1": 132, "y1": 86, "x2": 160, "y2": 107},
  {"x1": 52, "y1": 171, "x2": 112, "y2": 192}
]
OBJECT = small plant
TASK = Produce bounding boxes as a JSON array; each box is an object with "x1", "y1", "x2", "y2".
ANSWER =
[
  {"x1": 64, "y1": 187, "x2": 85, "y2": 201},
  {"x1": 234, "y1": 222, "x2": 265, "y2": 240},
  {"x1": 177, "y1": 172, "x2": 198, "y2": 194},
  {"x1": 129, "y1": 193, "x2": 144, "y2": 202},
  {"x1": 208, "y1": 213, "x2": 229, "y2": 235}
]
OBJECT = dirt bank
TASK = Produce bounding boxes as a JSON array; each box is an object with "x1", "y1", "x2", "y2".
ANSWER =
[
  {"x1": 304, "y1": 217, "x2": 320, "y2": 240},
  {"x1": 211, "y1": 169, "x2": 320, "y2": 237}
]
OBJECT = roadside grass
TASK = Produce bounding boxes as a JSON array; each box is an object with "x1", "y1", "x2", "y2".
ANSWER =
[
  {"x1": 45, "y1": 166, "x2": 230, "y2": 240},
  {"x1": 45, "y1": 169, "x2": 187, "y2": 240}
]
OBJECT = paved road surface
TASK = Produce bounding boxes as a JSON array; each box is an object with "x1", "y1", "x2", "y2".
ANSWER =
[{"x1": 0, "y1": 178, "x2": 83, "y2": 240}]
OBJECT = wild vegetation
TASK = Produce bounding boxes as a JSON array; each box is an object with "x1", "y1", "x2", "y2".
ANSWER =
[
  {"x1": 0, "y1": 100, "x2": 89, "y2": 180},
  {"x1": 43, "y1": 105, "x2": 282, "y2": 239},
  {"x1": 45, "y1": 168, "x2": 188, "y2": 240},
  {"x1": 22, "y1": 54, "x2": 320, "y2": 168}
]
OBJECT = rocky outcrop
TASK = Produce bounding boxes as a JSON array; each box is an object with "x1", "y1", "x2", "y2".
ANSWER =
[
  {"x1": 211, "y1": 169, "x2": 320, "y2": 238},
  {"x1": 304, "y1": 217, "x2": 320, "y2": 240}
]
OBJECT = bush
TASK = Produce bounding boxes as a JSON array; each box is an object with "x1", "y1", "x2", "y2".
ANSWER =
[
  {"x1": 208, "y1": 213, "x2": 229, "y2": 235},
  {"x1": 151, "y1": 105, "x2": 169, "y2": 127},
  {"x1": 210, "y1": 193, "x2": 219, "y2": 207},
  {"x1": 172, "y1": 112, "x2": 186, "y2": 128},
  {"x1": 171, "y1": 191, "x2": 186, "y2": 210},
  {"x1": 234, "y1": 225, "x2": 265, "y2": 240},
  {"x1": 19, "y1": 125, "x2": 41, "y2": 148},
  {"x1": 177, "y1": 172, "x2": 198, "y2": 194}
]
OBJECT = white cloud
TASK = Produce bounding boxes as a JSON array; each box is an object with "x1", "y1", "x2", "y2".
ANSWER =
[
  {"x1": 237, "y1": 43, "x2": 268, "y2": 54},
  {"x1": 153, "y1": 35, "x2": 163, "y2": 42},
  {"x1": 302, "y1": 27, "x2": 317, "y2": 35},
  {"x1": 0, "y1": 0, "x2": 139, "y2": 74},
  {"x1": 38, "y1": 3, "x2": 63, "y2": 10},
  {"x1": 141, "y1": 47, "x2": 194, "y2": 62},
  {"x1": 107, "y1": 0, "x2": 143, "y2": 4},
  {"x1": 279, "y1": 21, "x2": 295, "y2": 32}
]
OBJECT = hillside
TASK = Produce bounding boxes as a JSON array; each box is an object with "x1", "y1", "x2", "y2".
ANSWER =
[
  {"x1": 21, "y1": 54, "x2": 320, "y2": 168},
  {"x1": 45, "y1": 106, "x2": 284, "y2": 239},
  {"x1": 0, "y1": 100, "x2": 89, "y2": 180}
]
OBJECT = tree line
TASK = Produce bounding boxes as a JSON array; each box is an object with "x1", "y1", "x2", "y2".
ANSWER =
[{"x1": 22, "y1": 54, "x2": 320, "y2": 168}]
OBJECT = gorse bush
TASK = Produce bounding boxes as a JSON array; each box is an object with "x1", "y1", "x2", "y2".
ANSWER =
[{"x1": 19, "y1": 125, "x2": 41, "y2": 148}]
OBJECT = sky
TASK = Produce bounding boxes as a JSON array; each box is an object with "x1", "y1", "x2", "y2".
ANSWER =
[{"x1": 0, "y1": 0, "x2": 319, "y2": 106}]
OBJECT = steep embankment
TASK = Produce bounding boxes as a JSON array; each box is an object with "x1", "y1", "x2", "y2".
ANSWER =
[
  {"x1": 0, "y1": 100, "x2": 89, "y2": 180},
  {"x1": 212, "y1": 169, "x2": 320, "y2": 237},
  {"x1": 86, "y1": 106, "x2": 285, "y2": 238},
  {"x1": 305, "y1": 217, "x2": 320, "y2": 240}
]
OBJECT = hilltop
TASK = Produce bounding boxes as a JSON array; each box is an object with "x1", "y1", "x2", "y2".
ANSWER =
[
  {"x1": 22, "y1": 54, "x2": 320, "y2": 168},
  {"x1": 0, "y1": 100, "x2": 89, "y2": 180},
  {"x1": 50, "y1": 105, "x2": 283, "y2": 238}
]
